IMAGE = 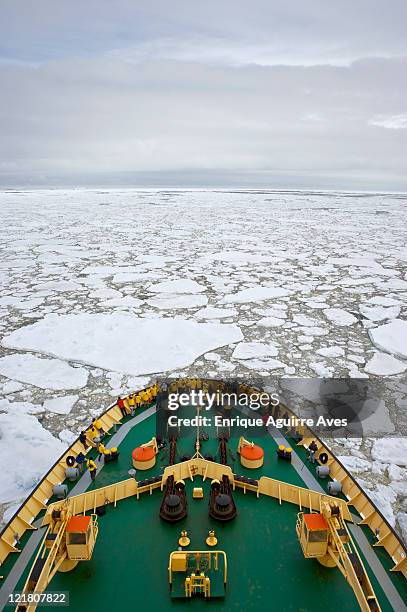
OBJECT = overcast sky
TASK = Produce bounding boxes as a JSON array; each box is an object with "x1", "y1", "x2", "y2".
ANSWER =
[{"x1": 1, "y1": 1, "x2": 406, "y2": 189}]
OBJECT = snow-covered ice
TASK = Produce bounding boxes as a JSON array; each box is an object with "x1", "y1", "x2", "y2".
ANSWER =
[
  {"x1": 103, "y1": 296, "x2": 144, "y2": 308},
  {"x1": 43, "y1": 395, "x2": 78, "y2": 415},
  {"x1": 0, "y1": 399, "x2": 42, "y2": 414},
  {"x1": 257, "y1": 317, "x2": 286, "y2": 328},
  {"x1": 365, "y1": 353, "x2": 407, "y2": 376},
  {"x1": 337, "y1": 455, "x2": 372, "y2": 473},
  {"x1": 0, "y1": 411, "x2": 65, "y2": 504},
  {"x1": 323, "y1": 308, "x2": 358, "y2": 326},
  {"x1": 359, "y1": 304, "x2": 400, "y2": 322},
  {"x1": 369, "y1": 484, "x2": 397, "y2": 526},
  {"x1": 147, "y1": 294, "x2": 208, "y2": 309},
  {"x1": 58, "y1": 429, "x2": 77, "y2": 444},
  {"x1": 237, "y1": 358, "x2": 287, "y2": 371},
  {"x1": 2, "y1": 380, "x2": 25, "y2": 394},
  {"x1": 371, "y1": 438, "x2": 407, "y2": 466},
  {"x1": 150, "y1": 279, "x2": 205, "y2": 293},
  {"x1": 219, "y1": 286, "x2": 292, "y2": 304},
  {"x1": 194, "y1": 307, "x2": 238, "y2": 319},
  {"x1": 3, "y1": 313, "x2": 243, "y2": 375},
  {"x1": 0, "y1": 353, "x2": 88, "y2": 390},
  {"x1": 232, "y1": 342, "x2": 279, "y2": 360},
  {"x1": 316, "y1": 346, "x2": 345, "y2": 358},
  {"x1": 368, "y1": 319, "x2": 407, "y2": 360}
]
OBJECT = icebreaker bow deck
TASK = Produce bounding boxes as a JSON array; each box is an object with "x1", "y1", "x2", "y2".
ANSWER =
[{"x1": 0, "y1": 379, "x2": 406, "y2": 612}]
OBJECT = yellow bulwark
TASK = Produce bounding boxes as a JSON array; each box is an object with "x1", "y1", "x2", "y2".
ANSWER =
[{"x1": 42, "y1": 457, "x2": 352, "y2": 526}]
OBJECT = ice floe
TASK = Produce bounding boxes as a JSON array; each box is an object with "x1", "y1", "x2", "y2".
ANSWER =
[
  {"x1": 0, "y1": 353, "x2": 89, "y2": 390},
  {"x1": 232, "y1": 342, "x2": 279, "y2": 360},
  {"x1": 337, "y1": 455, "x2": 372, "y2": 473},
  {"x1": 219, "y1": 285, "x2": 291, "y2": 304},
  {"x1": 34, "y1": 280, "x2": 82, "y2": 293},
  {"x1": 3, "y1": 313, "x2": 243, "y2": 376},
  {"x1": 147, "y1": 295, "x2": 208, "y2": 309},
  {"x1": 369, "y1": 484, "x2": 397, "y2": 526},
  {"x1": 0, "y1": 399, "x2": 42, "y2": 414},
  {"x1": 293, "y1": 314, "x2": 319, "y2": 327},
  {"x1": 238, "y1": 358, "x2": 287, "y2": 371},
  {"x1": 124, "y1": 376, "x2": 151, "y2": 393},
  {"x1": 43, "y1": 395, "x2": 78, "y2": 415},
  {"x1": 359, "y1": 305, "x2": 400, "y2": 322},
  {"x1": 316, "y1": 346, "x2": 345, "y2": 358},
  {"x1": 257, "y1": 317, "x2": 286, "y2": 328},
  {"x1": 1, "y1": 380, "x2": 25, "y2": 394},
  {"x1": 371, "y1": 438, "x2": 407, "y2": 466},
  {"x1": 365, "y1": 353, "x2": 407, "y2": 376},
  {"x1": 90, "y1": 287, "x2": 122, "y2": 299},
  {"x1": 387, "y1": 464, "x2": 405, "y2": 481},
  {"x1": 103, "y1": 296, "x2": 144, "y2": 308},
  {"x1": 194, "y1": 307, "x2": 238, "y2": 319},
  {"x1": 368, "y1": 319, "x2": 407, "y2": 360},
  {"x1": 0, "y1": 411, "x2": 65, "y2": 504},
  {"x1": 113, "y1": 272, "x2": 162, "y2": 284},
  {"x1": 309, "y1": 362, "x2": 334, "y2": 376},
  {"x1": 323, "y1": 308, "x2": 358, "y2": 326},
  {"x1": 149, "y1": 279, "x2": 205, "y2": 293},
  {"x1": 365, "y1": 296, "x2": 401, "y2": 307},
  {"x1": 58, "y1": 429, "x2": 77, "y2": 444}
]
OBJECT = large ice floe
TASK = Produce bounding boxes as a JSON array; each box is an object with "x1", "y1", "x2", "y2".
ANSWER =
[{"x1": 3, "y1": 313, "x2": 243, "y2": 375}]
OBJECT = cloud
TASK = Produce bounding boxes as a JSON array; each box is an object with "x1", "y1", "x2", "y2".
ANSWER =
[
  {"x1": 0, "y1": 1, "x2": 406, "y2": 188},
  {"x1": 369, "y1": 114, "x2": 407, "y2": 129},
  {"x1": 1, "y1": 1, "x2": 407, "y2": 66}
]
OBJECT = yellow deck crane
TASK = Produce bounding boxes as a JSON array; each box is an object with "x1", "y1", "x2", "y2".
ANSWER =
[
  {"x1": 16, "y1": 502, "x2": 98, "y2": 612},
  {"x1": 296, "y1": 498, "x2": 381, "y2": 612}
]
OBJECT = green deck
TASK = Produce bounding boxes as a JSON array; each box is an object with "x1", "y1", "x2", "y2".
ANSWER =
[{"x1": 6, "y1": 406, "x2": 406, "y2": 611}]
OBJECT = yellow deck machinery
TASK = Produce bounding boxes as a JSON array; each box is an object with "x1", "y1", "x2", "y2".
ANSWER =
[
  {"x1": 168, "y1": 550, "x2": 227, "y2": 598},
  {"x1": 16, "y1": 503, "x2": 98, "y2": 612},
  {"x1": 296, "y1": 499, "x2": 381, "y2": 612}
]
